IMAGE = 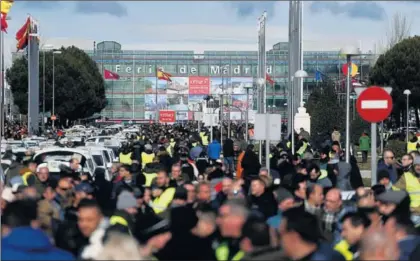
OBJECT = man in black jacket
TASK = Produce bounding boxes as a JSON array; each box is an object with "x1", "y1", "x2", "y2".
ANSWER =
[{"x1": 223, "y1": 137, "x2": 235, "y2": 174}]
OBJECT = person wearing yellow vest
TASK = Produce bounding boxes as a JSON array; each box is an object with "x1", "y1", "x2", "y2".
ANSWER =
[
  {"x1": 334, "y1": 212, "x2": 371, "y2": 261},
  {"x1": 119, "y1": 145, "x2": 133, "y2": 165},
  {"x1": 393, "y1": 156, "x2": 420, "y2": 226},
  {"x1": 141, "y1": 144, "x2": 155, "y2": 169},
  {"x1": 308, "y1": 164, "x2": 333, "y2": 188},
  {"x1": 296, "y1": 136, "x2": 309, "y2": 157},
  {"x1": 200, "y1": 131, "x2": 209, "y2": 146},
  {"x1": 19, "y1": 160, "x2": 37, "y2": 186},
  {"x1": 152, "y1": 170, "x2": 176, "y2": 215},
  {"x1": 142, "y1": 162, "x2": 159, "y2": 187},
  {"x1": 107, "y1": 191, "x2": 137, "y2": 236},
  {"x1": 407, "y1": 135, "x2": 418, "y2": 153},
  {"x1": 215, "y1": 201, "x2": 248, "y2": 261}
]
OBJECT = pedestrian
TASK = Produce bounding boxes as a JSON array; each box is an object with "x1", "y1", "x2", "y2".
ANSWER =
[{"x1": 359, "y1": 131, "x2": 371, "y2": 163}]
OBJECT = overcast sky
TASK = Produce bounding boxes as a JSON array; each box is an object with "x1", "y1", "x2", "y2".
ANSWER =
[{"x1": 4, "y1": 1, "x2": 420, "y2": 66}]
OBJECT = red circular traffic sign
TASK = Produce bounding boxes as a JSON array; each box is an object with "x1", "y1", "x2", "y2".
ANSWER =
[{"x1": 356, "y1": 86, "x2": 393, "y2": 123}]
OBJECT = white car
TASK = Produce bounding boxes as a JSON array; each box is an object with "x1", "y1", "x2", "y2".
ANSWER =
[
  {"x1": 80, "y1": 146, "x2": 114, "y2": 180},
  {"x1": 33, "y1": 147, "x2": 98, "y2": 178}
]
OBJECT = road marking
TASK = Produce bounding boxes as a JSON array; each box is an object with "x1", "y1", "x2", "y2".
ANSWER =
[{"x1": 361, "y1": 100, "x2": 388, "y2": 109}]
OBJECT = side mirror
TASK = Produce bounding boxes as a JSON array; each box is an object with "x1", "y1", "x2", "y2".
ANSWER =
[{"x1": 106, "y1": 162, "x2": 112, "y2": 169}]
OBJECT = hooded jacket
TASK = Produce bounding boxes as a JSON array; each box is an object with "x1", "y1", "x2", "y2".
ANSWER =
[
  {"x1": 336, "y1": 162, "x2": 353, "y2": 191},
  {"x1": 2, "y1": 227, "x2": 74, "y2": 260},
  {"x1": 207, "y1": 140, "x2": 222, "y2": 160}
]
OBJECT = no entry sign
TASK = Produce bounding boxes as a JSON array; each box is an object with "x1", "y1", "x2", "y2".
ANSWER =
[{"x1": 356, "y1": 86, "x2": 393, "y2": 123}]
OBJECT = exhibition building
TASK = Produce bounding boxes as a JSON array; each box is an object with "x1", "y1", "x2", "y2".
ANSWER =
[{"x1": 87, "y1": 41, "x2": 375, "y2": 121}]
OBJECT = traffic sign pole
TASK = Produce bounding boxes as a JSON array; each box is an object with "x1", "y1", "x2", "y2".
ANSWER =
[{"x1": 355, "y1": 86, "x2": 393, "y2": 186}]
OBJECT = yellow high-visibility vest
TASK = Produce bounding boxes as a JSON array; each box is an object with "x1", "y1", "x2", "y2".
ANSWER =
[
  {"x1": 408, "y1": 142, "x2": 417, "y2": 153},
  {"x1": 287, "y1": 141, "x2": 291, "y2": 148},
  {"x1": 334, "y1": 240, "x2": 353, "y2": 261},
  {"x1": 144, "y1": 172, "x2": 157, "y2": 187},
  {"x1": 22, "y1": 171, "x2": 33, "y2": 186},
  {"x1": 152, "y1": 187, "x2": 175, "y2": 214},
  {"x1": 109, "y1": 215, "x2": 132, "y2": 235},
  {"x1": 393, "y1": 172, "x2": 420, "y2": 209},
  {"x1": 297, "y1": 142, "x2": 308, "y2": 156},
  {"x1": 319, "y1": 169, "x2": 328, "y2": 180},
  {"x1": 141, "y1": 152, "x2": 154, "y2": 168},
  {"x1": 202, "y1": 136, "x2": 209, "y2": 146},
  {"x1": 119, "y1": 152, "x2": 133, "y2": 165},
  {"x1": 215, "y1": 242, "x2": 245, "y2": 261}
]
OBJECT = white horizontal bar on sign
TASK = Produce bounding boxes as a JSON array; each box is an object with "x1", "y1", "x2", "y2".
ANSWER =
[{"x1": 361, "y1": 100, "x2": 388, "y2": 109}]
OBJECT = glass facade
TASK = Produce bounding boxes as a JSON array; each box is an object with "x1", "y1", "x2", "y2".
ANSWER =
[{"x1": 87, "y1": 41, "x2": 375, "y2": 120}]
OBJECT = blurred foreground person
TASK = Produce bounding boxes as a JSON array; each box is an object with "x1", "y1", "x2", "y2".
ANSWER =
[
  {"x1": 359, "y1": 229, "x2": 399, "y2": 260},
  {"x1": 95, "y1": 232, "x2": 144, "y2": 260},
  {"x1": 2, "y1": 200, "x2": 74, "y2": 260}
]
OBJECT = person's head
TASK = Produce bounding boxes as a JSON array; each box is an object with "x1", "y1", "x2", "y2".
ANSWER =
[
  {"x1": 414, "y1": 157, "x2": 420, "y2": 175},
  {"x1": 306, "y1": 184, "x2": 324, "y2": 207},
  {"x1": 279, "y1": 208, "x2": 321, "y2": 259},
  {"x1": 43, "y1": 185, "x2": 57, "y2": 201},
  {"x1": 377, "y1": 170, "x2": 391, "y2": 187},
  {"x1": 171, "y1": 164, "x2": 182, "y2": 180},
  {"x1": 36, "y1": 166, "x2": 49, "y2": 183},
  {"x1": 118, "y1": 164, "x2": 132, "y2": 179},
  {"x1": 359, "y1": 229, "x2": 399, "y2": 260},
  {"x1": 156, "y1": 170, "x2": 170, "y2": 188},
  {"x1": 251, "y1": 178, "x2": 266, "y2": 197},
  {"x1": 383, "y1": 149, "x2": 395, "y2": 166},
  {"x1": 308, "y1": 164, "x2": 320, "y2": 181},
  {"x1": 28, "y1": 161, "x2": 37, "y2": 173},
  {"x1": 69, "y1": 158, "x2": 80, "y2": 171},
  {"x1": 341, "y1": 212, "x2": 371, "y2": 246},
  {"x1": 222, "y1": 177, "x2": 233, "y2": 195},
  {"x1": 240, "y1": 217, "x2": 270, "y2": 253},
  {"x1": 111, "y1": 163, "x2": 121, "y2": 174},
  {"x1": 74, "y1": 182, "x2": 94, "y2": 202},
  {"x1": 2, "y1": 199, "x2": 38, "y2": 236},
  {"x1": 217, "y1": 199, "x2": 249, "y2": 238},
  {"x1": 258, "y1": 168, "x2": 269, "y2": 177},
  {"x1": 117, "y1": 190, "x2": 138, "y2": 215},
  {"x1": 56, "y1": 178, "x2": 73, "y2": 197},
  {"x1": 291, "y1": 174, "x2": 307, "y2": 200},
  {"x1": 194, "y1": 211, "x2": 217, "y2": 238},
  {"x1": 77, "y1": 199, "x2": 103, "y2": 238},
  {"x1": 401, "y1": 154, "x2": 413, "y2": 168},
  {"x1": 196, "y1": 182, "x2": 211, "y2": 203},
  {"x1": 325, "y1": 188, "x2": 342, "y2": 213},
  {"x1": 183, "y1": 183, "x2": 196, "y2": 203}
]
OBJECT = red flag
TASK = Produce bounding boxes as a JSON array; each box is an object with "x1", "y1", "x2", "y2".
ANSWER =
[
  {"x1": 104, "y1": 69, "x2": 120, "y2": 80},
  {"x1": 157, "y1": 68, "x2": 172, "y2": 82},
  {"x1": 1, "y1": 13, "x2": 8, "y2": 32},
  {"x1": 15, "y1": 17, "x2": 30, "y2": 51},
  {"x1": 266, "y1": 73, "x2": 275, "y2": 85}
]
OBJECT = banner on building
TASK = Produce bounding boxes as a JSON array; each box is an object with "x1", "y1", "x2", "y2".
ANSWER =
[
  {"x1": 159, "y1": 110, "x2": 176, "y2": 123},
  {"x1": 189, "y1": 76, "x2": 210, "y2": 95}
]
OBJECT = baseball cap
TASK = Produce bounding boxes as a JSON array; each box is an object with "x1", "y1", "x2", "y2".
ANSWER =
[
  {"x1": 75, "y1": 182, "x2": 94, "y2": 194},
  {"x1": 376, "y1": 190, "x2": 408, "y2": 205}
]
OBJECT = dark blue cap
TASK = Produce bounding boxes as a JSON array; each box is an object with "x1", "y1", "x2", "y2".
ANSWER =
[{"x1": 75, "y1": 182, "x2": 94, "y2": 194}]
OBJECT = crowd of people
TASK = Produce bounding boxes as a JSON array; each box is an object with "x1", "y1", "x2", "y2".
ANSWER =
[{"x1": 1, "y1": 123, "x2": 420, "y2": 260}]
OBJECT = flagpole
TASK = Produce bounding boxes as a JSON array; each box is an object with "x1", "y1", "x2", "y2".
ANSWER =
[
  {"x1": 155, "y1": 64, "x2": 158, "y2": 122},
  {"x1": 132, "y1": 54, "x2": 135, "y2": 120},
  {"x1": 0, "y1": 22, "x2": 4, "y2": 139}
]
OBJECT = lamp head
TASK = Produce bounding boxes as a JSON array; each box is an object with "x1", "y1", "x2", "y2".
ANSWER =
[
  {"x1": 404, "y1": 89, "x2": 411, "y2": 95},
  {"x1": 339, "y1": 46, "x2": 360, "y2": 56},
  {"x1": 294, "y1": 70, "x2": 308, "y2": 78}
]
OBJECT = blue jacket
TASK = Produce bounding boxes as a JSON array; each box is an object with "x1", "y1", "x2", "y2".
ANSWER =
[
  {"x1": 377, "y1": 160, "x2": 398, "y2": 183},
  {"x1": 207, "y1": 140, "x2": 221, "y2": 160},
  {"x1": 2, "y1": 227, "x2": 74, "y2": 260},
  {"x1": 398, "y1": 235, "x2": 420, "y2": 261}
]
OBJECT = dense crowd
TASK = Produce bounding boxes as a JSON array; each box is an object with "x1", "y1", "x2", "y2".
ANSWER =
[{"x1": 1, "y1": 123, "x2": 420, "y2": 260}]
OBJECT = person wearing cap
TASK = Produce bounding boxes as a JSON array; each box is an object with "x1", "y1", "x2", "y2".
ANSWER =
[
  {"x1": 376, "y1": 190, "x2": 420, "y2": 260},
  {"x1": 141, "y1": 144, "x2": 155, "y2": 169},
  {"x1": 64, "y1": 182, "x2": 95, "y2": 222},
  {"x1": 393, "y1": 156, "x2": 420, "y2": 226},
  {"x1": 107, "y1": 190, "x2": 138, "y2": 236},
  {"x1": 19, "y1": 160, "x2": 37, "y2": 186}
]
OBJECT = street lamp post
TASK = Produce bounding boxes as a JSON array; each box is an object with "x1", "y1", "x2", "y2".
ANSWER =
[
  {"x1": 244, "y1": 82, "x2": 253, "y2": 141},
  {"x1": 41, "y1": 44, "x2": 54, "y2": 132},
  {"x1": 339, "y1": 46, "x2": 361, "y2": 163},
  {"x1": 52, "y1": 50, "x2": 62, "y2": 129},
  {"x1": 291, "y1": 70, "x2": 308, "y2": 154},
  {"x1": 404, "y1": 89, "x2": 411, "y2": 144}
]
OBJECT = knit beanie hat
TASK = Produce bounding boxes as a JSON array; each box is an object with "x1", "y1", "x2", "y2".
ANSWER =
[{"x1": 116, "y1": 191, "x2": 137, "y2": 210}]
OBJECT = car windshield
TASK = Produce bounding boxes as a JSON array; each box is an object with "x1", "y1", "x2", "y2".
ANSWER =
[{"x1": 92, "y1": 155, "x2": 104, "y2": 166}]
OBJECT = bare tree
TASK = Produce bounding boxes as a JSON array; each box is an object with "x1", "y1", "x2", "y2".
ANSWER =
[
  {"x1": 386, "y1": 12, "x2": 411, "y2": 49},
  {"x1": 371, "y1": 12, "x2": 411, "y2": 66}
]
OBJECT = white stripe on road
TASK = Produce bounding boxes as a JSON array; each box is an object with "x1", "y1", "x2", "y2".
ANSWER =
[{"x1": 361, "y1": 100, "x2": 388, "y2": 109}]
